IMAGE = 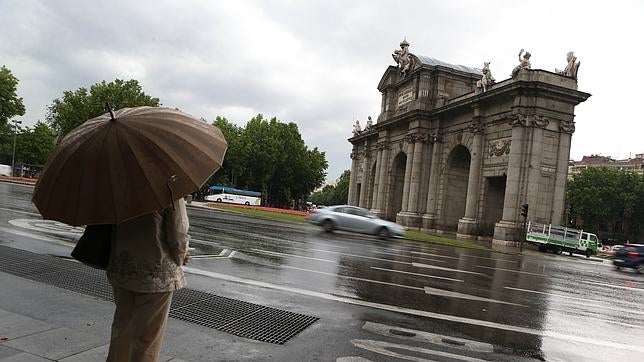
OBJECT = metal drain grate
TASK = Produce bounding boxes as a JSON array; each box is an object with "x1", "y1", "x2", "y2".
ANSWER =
[{"x1": 0, "y1": 245, "x2": 318, "y2": 344}]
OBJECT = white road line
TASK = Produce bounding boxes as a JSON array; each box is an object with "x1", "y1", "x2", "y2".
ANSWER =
[
  {"x1": 424, "y1": 287, "x2": 525, "y2": 307},
  {"x1": 504, "y1": 286, "x2": 644, "y2": 315},
  {"x1": 287, "y1": 245, "x2": 417, "y2": 266},
  {"x1": 411, "y1": 251, "x2": 519, "y2": 264},
  {"x1": 351, "y1": 339, "x2": 487, "y2": 362},
  {"x1": 250, "y1": 248, "x2": 336, "y2": 263},
  {"x1": 412, "y1": 262, "x2": 487, "y2": 276},
  {"x1": 579, "y1": 280, "x2": 644, "y2": 292},
  {"x1": 0, "y1": 226, "x2": 73, "y2": 246},
  {"x1": 371, "y1": 267, "x2": 464, "y2": 283},
  {"x1": 182, "y1": 266, "x2": 644, "y2": 353},
  {"x1": 372, "y1": 250, "x2": 446, "y2": 264},
  {"x1": 475, "y1": 265, "x2": 547, "y2": 276},
  {"x1": 280, "y1": 265, "x2": 425, "y2": 291}
]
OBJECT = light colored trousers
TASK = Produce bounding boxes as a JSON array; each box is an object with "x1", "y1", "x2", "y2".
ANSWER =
[{"x1": 107, "y1": 286, "x2": 174, "y2": 362}]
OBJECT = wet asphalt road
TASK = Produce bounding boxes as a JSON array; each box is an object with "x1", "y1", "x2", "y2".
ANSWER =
[{"x1": 1, "y1": 181, "x2": 643, "y2": 361}]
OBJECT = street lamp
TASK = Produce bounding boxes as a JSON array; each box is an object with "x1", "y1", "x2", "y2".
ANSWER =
[{"x1": 11, "y1": 119, "x2": 22, "y2": 177}]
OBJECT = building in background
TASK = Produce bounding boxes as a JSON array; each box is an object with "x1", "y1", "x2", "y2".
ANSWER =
[{"x1": 569, "y1": 153, "x2": 644, "y2": 178}]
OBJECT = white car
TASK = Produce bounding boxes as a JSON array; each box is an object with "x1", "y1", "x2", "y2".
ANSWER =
[{"x1": 307, "y1": 205, "x2": 406, "y2": 239}]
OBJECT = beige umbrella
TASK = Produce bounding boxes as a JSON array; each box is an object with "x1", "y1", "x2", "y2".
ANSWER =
[{"x1": 32, "y1": 106, "x2": 227, "y2": 226}]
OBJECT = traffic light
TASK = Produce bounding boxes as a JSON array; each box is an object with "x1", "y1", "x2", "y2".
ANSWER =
[{"x1": 520, "y1": 203, "x2": 529, "y2": 218}]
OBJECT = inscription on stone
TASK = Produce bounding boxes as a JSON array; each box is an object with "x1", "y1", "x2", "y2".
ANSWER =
[{"x1": 397, "y1": 85, "x2": 414, "y2": 108}]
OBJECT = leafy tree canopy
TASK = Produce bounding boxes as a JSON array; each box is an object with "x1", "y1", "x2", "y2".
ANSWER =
[
  {"x1": 46, "y1": 79, "x2": 160, "y2": 138},
  {"x1": 309, "y1": 170, "x2": 350, "y2": 206},
  {"x1": 0, "y1": 65, "x2": 26, "y2": 125}
]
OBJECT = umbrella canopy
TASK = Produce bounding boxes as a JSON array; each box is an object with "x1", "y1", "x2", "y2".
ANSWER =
[{"x1": 32, "y1": 106, "x2": 227, "y2": 226}]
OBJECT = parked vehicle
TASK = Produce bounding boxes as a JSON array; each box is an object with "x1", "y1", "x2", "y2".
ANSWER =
[
  {"x1": 307, "y1": 205, "x2": 405, "y2": 239},
  {"x1": 526, "y1": 222, "x2": 598, "y2": 257},
  {"x1": 613, "y1": 244, "x2": 644, "y2": 273}
]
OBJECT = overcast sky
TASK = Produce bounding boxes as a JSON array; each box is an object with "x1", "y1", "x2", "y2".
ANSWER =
[{"x1": 1, "y1": 0, "x2": 642, "y2": 182}]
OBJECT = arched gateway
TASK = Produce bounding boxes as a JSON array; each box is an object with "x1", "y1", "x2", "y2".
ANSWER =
[{"x1": 347, "y1": 41, "x2": 590, "y2": 244}]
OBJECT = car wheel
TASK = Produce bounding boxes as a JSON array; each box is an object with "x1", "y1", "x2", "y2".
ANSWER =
[
  {"x1": 244, "y1": 201, "x2": 250, "y2": 206},
  {"x1": 554, "y1": 247, "x2": 562, "y2": 255},
  {"x1": 216, "y1": 198, "x2": 222, "y2": 202},
  {"x1": 585, "y1": 249, "x2": 592, "y2": 258},
  {"x1": 378, "y1": 227, "x2": 390, "y2": 240},
  {"x1": 322, "y1": 220, "x2": 335, "y2": 233},
  {"x1": 636, "y1": 264, "x2": 642, "y2": 274},
  {"x1": 615, "y1": 265, "x2": 621, "y2": 270}
]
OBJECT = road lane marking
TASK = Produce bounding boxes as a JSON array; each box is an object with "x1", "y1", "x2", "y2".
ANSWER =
[
  {"x1": 579, "y1": 280, "x2": 644, "y2": 292},
  {"x1": 362, "y1": 321, "x2": 494, "y2": 353},
  {"x1": 280, "y1": 265, "x2": 425, "y2": 291},
  {"x1": 424, "y1": 287, "x2": 525, "y2": 307},
  {"x1": 371, "y1": 267, "x2": 464, "y2": 283},
  {"x1": 475, "y1": 265, "x2": 547, "y2": 276},
  {"x1": 287, "y1": 246, "x2": 422, "y2": 265},
  {"x1": 0, "y1": 226, "x2": 73, "y2": 246},
  {"x1": 411, "y1": 251, "x2": 519, "y2": 264},
  {"x1": 181, "y1": 266, "x2": 644, "y2": 352},
  {"x1": 504, "y1": 286, "x2": 644, "y2": 315},
  {"x1": 250, "y1": 248, "x2": 336, "y2": 263},
  {"x1": 0, "y1": 208, "x2": 41, "y2": 217},
  {"x1": 411, "y1": 262, "x2": 487, "y2": 276},
  {"x1": 351, "y1": 339, "x2": 494, "y2": 362},
  {"x1": 372, "y1": 250, "x2": 446, "y2": 264}
]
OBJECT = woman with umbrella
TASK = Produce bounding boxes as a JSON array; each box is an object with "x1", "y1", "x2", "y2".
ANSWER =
[{"x1": 33, "y1": 106, "x2": 227, "y2": 361}]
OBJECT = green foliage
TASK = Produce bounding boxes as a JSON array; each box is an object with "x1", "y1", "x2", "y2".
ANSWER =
[
  {"x1": 0, "y1": 66, "x2": 26, "y2": 125},
  {"x1": 46, "y1": 79, "x2": 160, "y2": 138},
  {"x1": 0, "y1": 121, "x2": 56, "y2": 168},
  {"x1": 567, "y1": 167, "x2": 644, "y2": 240},
  {"x1": 207, "y1": 114, "x2": 328, "y2": 208},
  {"x1": 309, "y1": 170, "x2": 350, "y2": 206}
]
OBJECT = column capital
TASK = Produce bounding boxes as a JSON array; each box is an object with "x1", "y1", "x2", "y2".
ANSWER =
[
  {"x1": 532, "y1": 115, "x2": 550, "y2": 128},
  {"x1": 469, "y1": 117, "x2": 485, "y2": 134},
  {"x1": 559, "y1": 120, "x2": 576, "y2": 134},
  {"x1": 508, "y1": 113, "x2": 528, "y2": 127},
  {"x1": 429, "y1": 132, "x2": 443, "y2": 144},
  {"x1": 376, "y1": 141, "x2": 388, "y2": 150}
]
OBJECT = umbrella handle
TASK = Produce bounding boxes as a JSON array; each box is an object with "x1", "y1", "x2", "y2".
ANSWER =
[{"x1": 167, "y1": 175, "x2": 177, "y2": 210}]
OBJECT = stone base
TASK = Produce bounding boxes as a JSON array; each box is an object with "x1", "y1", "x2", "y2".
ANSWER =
[
  {"x1": 420, "y1": 213, "x2": 437, "y2": 231},
  {"x1": 493, "y1": 220, "x2": 520, "y2": 245},
  {"x1": 396, "y1": 212, "x2": 421, "y2": 228},
  {"x1": 456, "y1": 217, "x2": 478, "y2": 240}
]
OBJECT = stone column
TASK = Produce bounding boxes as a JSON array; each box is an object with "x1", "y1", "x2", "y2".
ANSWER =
[
  {"x1": 493, "y1": 114, "x2": 527, "y2": 245},
  {"x1": 400, "y1": 138, "x2": 415, "y2": 213},
  {"x1": 348, "y1": 149, "x2": 359, "y2": 206},
  {"x1": 421, "y1": 133, "x2": 442, "y2": 231},
  {"x1": 371, "y1": 146, "x2": 383, "y2": 213},
  {"x1": 359, "y1": 149, "x2": 372, "y2": 208},
  {"x1": 552, "y1": 120, "x2": 575, "y2": 224},
  {"x1": 374, "y1": 142, "x2": 390, "y2": 218},
  {"x1": 457, "y1": 118, "x2": 484, "y2": 239}
]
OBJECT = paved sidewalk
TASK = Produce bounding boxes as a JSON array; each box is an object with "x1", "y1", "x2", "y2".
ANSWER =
[{"x1": 0, "y1": 271, "x2": 188, "y2": 362}]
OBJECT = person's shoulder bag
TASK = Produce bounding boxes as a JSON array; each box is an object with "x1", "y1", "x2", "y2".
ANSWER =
[{"x1": 71, "y1": 224, "x2": 113, "y2": 269}]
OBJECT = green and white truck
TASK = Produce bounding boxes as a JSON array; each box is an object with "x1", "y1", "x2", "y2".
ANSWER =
[{"x1": 526, "y1": 222, "x2": 599, "y2": 258}]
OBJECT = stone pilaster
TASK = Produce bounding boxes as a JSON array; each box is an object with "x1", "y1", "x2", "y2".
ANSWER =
[
  {"x1": 421, "y1": 132, "x2": 442, "y2": 231},
  {"x1": 359, "y1": 150, "x2": 372, "y2": 208},
  {"x1": 348, "y1": 150, "x2": 359, "y2": 206}
]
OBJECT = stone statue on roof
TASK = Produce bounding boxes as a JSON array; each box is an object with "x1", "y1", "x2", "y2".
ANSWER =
[
  {"x1": 511, "y1": 49, "x2": 531, "y2": 78},
  {"x1": 365, "y1": 116, "x2": 373, "y2": 131},
  {"x1": 392, "y1": 39, "x2": 414, "y2": 78},
  {"x1": 556, "y1": 51, "x2": 580, "y2": 79},
  {"x1": 476, "y1": 62, "x2": 496, "y2": 92},
  {"x1": 353, "y1": 120, "x2": 362, "y2": 135}
]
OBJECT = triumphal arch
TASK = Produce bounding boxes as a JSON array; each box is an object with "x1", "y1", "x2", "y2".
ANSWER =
[{"x1": 347, "y1": 41, "x2": 589, "y2": 244}]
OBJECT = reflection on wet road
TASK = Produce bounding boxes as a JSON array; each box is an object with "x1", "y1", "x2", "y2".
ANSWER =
[
  {"x1": 185, "y1": 206, "x2": 644, "y2": 360},
  {"x1": 1, "y1": 182, "x2": 643, "y2": 361}
]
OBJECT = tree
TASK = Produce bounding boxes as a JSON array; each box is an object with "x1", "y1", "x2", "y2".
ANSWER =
[
  {"x1": 206, "y1": 114, "x2": 328, "y2": 208},
  {"x1": 15, "y1": 122, "x2": 56, "y2": 166},
  {"x1": 46, "y1": 79, "x2": 160, "y2": 138},
  {"x1": 309, "y1": 170, "x2": 350, "y2": 206},
  {"x1": 567, "y1": 167, "x2": 644, "y2": 241},
  {"x1": 0, "y1": 65, "x2": 26, "y2": 125}
]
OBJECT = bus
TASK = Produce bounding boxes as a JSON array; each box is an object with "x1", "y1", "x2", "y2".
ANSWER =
[{"x1": 204, "y1": 185, "x2": 262, "y2": 206}]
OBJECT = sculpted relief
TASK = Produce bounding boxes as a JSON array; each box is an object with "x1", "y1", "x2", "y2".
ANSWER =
[{"x1": 488, "y1": 139, "x2": 511, "y2": 157}]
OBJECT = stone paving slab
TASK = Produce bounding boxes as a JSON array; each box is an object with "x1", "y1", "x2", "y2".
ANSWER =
[
  {"x1": 3, "y1": 326, "x2": 103, "y2": 361},
  {"x1": 0, "y1": 314, "x2": 54, "y2": 340}
]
